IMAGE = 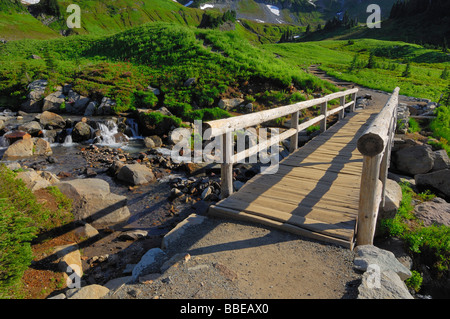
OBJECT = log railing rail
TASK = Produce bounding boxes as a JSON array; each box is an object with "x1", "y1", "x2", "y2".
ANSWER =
[
  {"x1": 204, "y1": 88, "x2": 359, "y2": 198},
  {"x1": 356, "y1": 87, "x2": 400, "y2": 246}
]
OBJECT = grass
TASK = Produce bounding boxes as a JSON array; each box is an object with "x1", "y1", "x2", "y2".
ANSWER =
[{"x1": 262, "y1": 38, "x2": 450, "y2": 102}]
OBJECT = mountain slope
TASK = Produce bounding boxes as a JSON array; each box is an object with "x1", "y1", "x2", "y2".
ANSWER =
[{"x1": 0, "y1": 0, "x2": 59, "y2": 40}]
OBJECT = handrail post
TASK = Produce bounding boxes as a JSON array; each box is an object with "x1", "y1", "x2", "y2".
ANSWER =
[
  {"x1": 339, "y1": 96, "x2": 345, "y2": 120},
  {"x1": 289, "y1": 111, "x2": 299, "y2": 153},
  {"x1": 220, "y1": 131, "x2": 233, "y2": 198},
  {"x1": 357, "y1": 154, "x2": 383, "y2": 245},
  {"x1": 351, "y1": 92, "x2": 357, "y2": 112},
  {"x1": 320, "y1": 101, "x2": 328, "y2": 132}
]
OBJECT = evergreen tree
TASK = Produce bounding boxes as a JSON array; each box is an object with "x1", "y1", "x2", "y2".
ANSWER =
[
  {"x1": 366, "y1": 52, "x2": 376, "y2": 69},
  {"x1": 441, "y1": 67, "x2": 449, "y2": 80},
  {"x1": 402, "y1": 62, "x2": 412, "y2": 77}
]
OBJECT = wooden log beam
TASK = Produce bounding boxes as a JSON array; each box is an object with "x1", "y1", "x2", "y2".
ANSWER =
[{"x1": 357, "y1": 87, "x2": 400, "y2": 156}]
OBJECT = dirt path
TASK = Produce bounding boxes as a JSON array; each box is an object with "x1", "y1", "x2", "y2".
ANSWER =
[{"x1": 109, "y1": 217, "x2": 361, "y2": 299}]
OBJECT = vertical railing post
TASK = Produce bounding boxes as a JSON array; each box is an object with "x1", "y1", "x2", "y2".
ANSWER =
[
  {"x1": 357, "y1": 153, "x2": 383, "y2": 246},
  {"x1": 351, "y1": 92, "x2": 357, "y2": 112},
  {"x1": 339, "y1": 96, "x2": 345, "y2": 120},
  {"x1": 289, "y1": 111, "x2": 299, "y2": 153},
  {"x1": 220, "y1": 131, "x2": 233, "y2": 198},
  {"x1": 320, "y1": 101, "x2": 328, "y2": 133}
]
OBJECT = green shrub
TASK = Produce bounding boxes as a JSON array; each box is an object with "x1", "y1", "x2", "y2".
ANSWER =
[
  {"x1": 0, "y1": 165, "x2": 74, "y2": 298},
  {"x1": 133, "y1": 90, "x2": 158, "y2": 109},
  {"x1": 405, "y1": 270, "x2": 423, "y2": 293},
  {"x1": 139, "y1": 111, "x2": 182, "y2": 136},
  {"x1": 408, "y1": 118, "x2": 421, "y2": 133},
  {"x1": 0, "y1": 200, "x2": 36, "y2": 299}
]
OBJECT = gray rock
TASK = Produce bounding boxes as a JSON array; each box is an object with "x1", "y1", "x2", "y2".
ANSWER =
[
  {"x1": 15, "y1": 169, "x2": 52, "y2": 191},
  {"x1": 56, "y1": 178, "x2": 130, "y2": 229},
  {"x1": 20, "y1": 79, "x2": 48, "y2": 113},
  {"x1": 18, "y1": 121, "x2": 42, "y2": 136},
  {"x1": 39, "y1": 111, "x2": 66, "y2": 129},
  {"x1": 393, "y1": 145, "x2": 434, "y2": 175},
  {"x1": 414, "y1": 197, "x2": 450, "y2": 227},
  {"x1": 415, "y1": 169, "x2": 450, "y2": 200},
  {"x1": 84, "y1": 101, "x2": 97, "y2": 116},
  {"x1": 96, "y1": 97, "x2": 115, "y2": 115},
  {"x1": 68, "y1": 284, "x2": 110, "y2": 299},
  {"x1": 144, "y1": 135, "x2": 162, "y2": 149},
  {"x1": 431, "y1": 150, "x2": 450, "y2": 171},
  {"x1": 2, "y1": 137, "x2": 52, "y2": 160},
  {"x1": 42, "y1": 90, "x2": 65, "y2": 113},
  {"x1": 74, "y1": 223, "x2": 99, "y2": 239},
  {"x1": 358, "y1": 269, "x2": 414, "y2": 299},
  {"x1": 66, "y1": 90, "x2": 90, "y2": 114},
  {"x1": 72, "y1": 121, "x2": 92, "y2": 142},
  {"x1": 379, "y1": 179, "x2": 402, "y2": 219},
  {"x1": 131, "y1": 248, "x2": 166, "y2": 282},
  {"x1": 184, "y1": 78, "x2": 196, "y2": 87},
  {"x1": 354, "y1": 245, "x2": 411, "y2": 281},
  {"x1": 116, "y1": 164, "x2": 155, "y2": 186},
  {"x1": 161, "y1": 214, "x2": 207, "y2": 250},
  {"x1": 218, "y1": 98, "x2": 244, "y2": 111},
  {"x1": 118, "y1": 229, "x2": 148, "y2": 241}
]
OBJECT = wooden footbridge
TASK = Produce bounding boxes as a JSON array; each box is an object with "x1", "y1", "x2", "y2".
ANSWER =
[{"x1": 205, "y1": 87, "x2": 400, "y2": 250}]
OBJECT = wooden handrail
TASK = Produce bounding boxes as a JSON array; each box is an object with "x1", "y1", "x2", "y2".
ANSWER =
[
  {"x1": 356, "y1": 87, "x2": 400, "y2": 246},
  {"x1": 203, "y1": 88, "x2": 358, "y2": 139},
  {"x1": 204, "y1": 88, "x2": 359, "y2": 198}
]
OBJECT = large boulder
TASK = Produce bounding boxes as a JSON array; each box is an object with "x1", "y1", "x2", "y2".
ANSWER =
[
  {"x1": 15, "y1": 170, "x2": 52, "y2": 192},
  {"x1": 39, "y1": 111, "x2": 66, "y2": 129},
  {"x1": 414, "y1": 197, "x2": 450, "y2": 227},
  {"x1": 56, "y1": 178, "x2": 130, "y2": 229},
  {"x1": 2, "y1": 137, "x2": 52, "y2": 160},
  {"x1": 415, "y1": 169, "x2": 450, "y2": 200},
  {"x1": 431, "y1": 150, "x2": 450, "y2": 172},
  {"x1": 72, "y1": 121, "x2": 92, "y2": 142},
  {"x1": 354, "y1": 245, "x2": 412, "y2": 281},
  {"x1": 96, "y1": 97, "x2": 115, "y2": 115},
  {"x1": 20, "y1": 79, "x2": 48, "y2": 113},
  {"x1": 42, "y1": 90, "x2": 65, "y2": 113},
  {"x1": 379, "y1": 179, "x2": 402, "y2": 220},
  {"x1": 18, "y1": 121, "x2": 43, "y2": 136},
  {"x1": 116, "y1": 164, "x2": 155, "y2": 186},
  {"x1": 392, "y1": 145, "x2": 434, "y2": 175},
  {"x1": 66, "y1": 90, "x2": 90, "y2": 114}
]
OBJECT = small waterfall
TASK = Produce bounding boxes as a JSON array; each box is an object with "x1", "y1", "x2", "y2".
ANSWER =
[
  {"x1": 125, "y1": 118, "x2": 142, "y2": 139},
  {"x1": 0, "y1": 131, "x2": 10, "y2": 149},
  {"x1": 63, "y1": 128, "x2": 75, "y2": 147},
  {"x1": 97, "y1": 120, "x2": 120, "y2": 146}
]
